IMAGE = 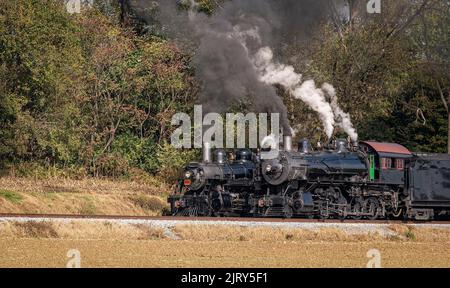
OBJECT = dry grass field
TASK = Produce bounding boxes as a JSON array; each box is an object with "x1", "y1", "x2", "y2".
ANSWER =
[
  {"x1": 0, "y1": 221, "x2": 449, "y2": 267},
  {"x1": 0, "y1": 177, "x2": 169, "y2": 215},
  {"x1": 1, "y1": 177, "x2": 449, "y2": 268}
]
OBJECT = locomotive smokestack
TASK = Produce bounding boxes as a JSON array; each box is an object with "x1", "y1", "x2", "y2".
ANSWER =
[
  {"x1": 202, "y1": 142, "x2": 211, "y2": 163},
  {"x1": 283, "y1": 135, "x2": 292, "y2": 152}
]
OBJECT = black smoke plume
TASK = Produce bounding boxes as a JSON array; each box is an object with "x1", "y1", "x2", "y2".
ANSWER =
[{"x1": 125, "y1": 0, "x2": 340, "y2": 135}]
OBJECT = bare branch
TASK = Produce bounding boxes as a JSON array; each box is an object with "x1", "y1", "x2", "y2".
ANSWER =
[
  {"x1": 387, "y1": 0, "x2": 430, "y2": 39},
  {"x1": 436, "y1": 80, "x2": 448, "y2": 112}
]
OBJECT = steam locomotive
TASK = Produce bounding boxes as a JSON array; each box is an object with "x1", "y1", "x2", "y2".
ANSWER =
[{"x1": 167, "y1": 136, "x2": 450, "y2": 220}]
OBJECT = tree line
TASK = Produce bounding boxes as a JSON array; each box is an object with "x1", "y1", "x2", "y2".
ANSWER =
[{"x1": 0, "y1": 0, "x2": 448, "y2": 180}]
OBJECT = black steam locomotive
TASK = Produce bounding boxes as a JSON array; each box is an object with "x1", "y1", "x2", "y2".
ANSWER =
[{"x1": 167, "y1": 136, "x2": 450, "y2": 220}]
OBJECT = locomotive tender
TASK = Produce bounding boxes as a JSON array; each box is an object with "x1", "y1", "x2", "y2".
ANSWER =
[{"x1": 167, "y1": 136, "x2": 450, "y2": 220}]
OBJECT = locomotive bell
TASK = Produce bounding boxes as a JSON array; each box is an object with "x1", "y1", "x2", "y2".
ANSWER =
[
  {"x1": 336, "y1": 139, "x2": 349, "y2": 153},
  {"x1": 298, "y1": 139, "x2": 311, "y2": 154}
]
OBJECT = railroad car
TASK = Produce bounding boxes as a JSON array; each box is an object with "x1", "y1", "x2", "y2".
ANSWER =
[{"x1": 167, "y1": 136, "x2": 450, "y2": 220}]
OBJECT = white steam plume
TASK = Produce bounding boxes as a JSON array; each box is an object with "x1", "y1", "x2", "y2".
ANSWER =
[
  {"x1": 294, "y1": 80, "x2": 336, "y2": 138},
  {"x1": 321, "y1": 83, "x2": 358, "y2": 141},
  {"x1": 253, "y1": 46, "x2": 336, "y2": 139}
]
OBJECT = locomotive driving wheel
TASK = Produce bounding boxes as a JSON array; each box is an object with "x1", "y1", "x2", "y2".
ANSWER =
[
  {"x1": 284, "y1": 205, "x2": 294, "y2": 219},
  {"x1": 336, "y1": 196, "x2": 348, "y2": 220},
  {"x1": 318, "y1": 201, "x2": 330, "y2": 219},
  {"x1": 351, "y1": 197, "x2": 364, "y2": 220},
  {"x1": 363, "y1": 197, "x2": 380, "y2": 220}
]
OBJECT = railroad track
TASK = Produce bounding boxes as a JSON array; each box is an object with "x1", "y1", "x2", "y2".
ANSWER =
[{"x1": 0, "y1": 213, "x2": 449, "y2": 225}]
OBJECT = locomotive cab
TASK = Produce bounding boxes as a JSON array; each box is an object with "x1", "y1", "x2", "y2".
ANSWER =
[{"x1": 359, "y1": 141, "x2": 412, "y2": 185}]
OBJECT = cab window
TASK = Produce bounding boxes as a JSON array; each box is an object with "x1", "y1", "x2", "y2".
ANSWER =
[
  {"x1": 395, "y1": 159, "x2": 404, "y2": 170},
  {"x1": 381, "y1": 158, "x2": 392, "y2": 170}
]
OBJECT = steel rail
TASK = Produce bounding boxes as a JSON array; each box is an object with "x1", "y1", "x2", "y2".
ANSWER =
[{"x1": 0, "y1": 213, "x2": 449, "y2": 224}]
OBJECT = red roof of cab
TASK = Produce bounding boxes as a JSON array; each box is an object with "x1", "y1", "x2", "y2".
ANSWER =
[{"x1": 361, "y1": 141, "x2": 412, "y2": 155}]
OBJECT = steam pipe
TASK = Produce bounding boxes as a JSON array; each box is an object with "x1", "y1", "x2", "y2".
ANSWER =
[
  {"x1": 283, "y1": 135, "x2": 292, "y2": 152},
  {"x1": 202, "y1": 142, "x2": 211, "y2": 163}
]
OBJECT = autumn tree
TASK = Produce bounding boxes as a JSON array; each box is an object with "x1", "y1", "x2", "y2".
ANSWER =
[
  {"x1": 0, "y1": 0, "x2": 85, "y2": 166},
  {"x1": 290, "y1": 0, "x2": 449, "y2": 152}
]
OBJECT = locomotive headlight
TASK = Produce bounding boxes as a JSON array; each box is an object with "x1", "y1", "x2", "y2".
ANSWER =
[
  {"x1": 265, "y1": 164, "x2": 272, "y2": 172},
  {"x1": 185, "y1": 171, "x2": 192, "y2": 178}
]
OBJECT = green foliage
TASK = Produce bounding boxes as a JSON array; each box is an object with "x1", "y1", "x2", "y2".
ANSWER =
[
  {"x1": 112, "y1": 134, "x2": 159, "y2": 174},
  {"x1": 295, "y1": 0, "x2": 449, "y2": 152},
  {"x1": 0, "y1": 1, "x2": 198, "y2": 179},
  {"x1": 359, "y1": 76, "x2": 448, "y2": 153},
  {"x1": 0, "y1": 0, "x2": 85, "y2": 164},
  {"x1": 195, "y1": 0, "x2": 216, "y2": 15},
  {"x1": 0, "y1": 0, "x2": 448, "y2": 182},
  {"x1": 157, "y1": 142, "x2": 200, "y2": 181},
  {"x1": 0, "y1": 189, "x2": 23, "y2": 204}
]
